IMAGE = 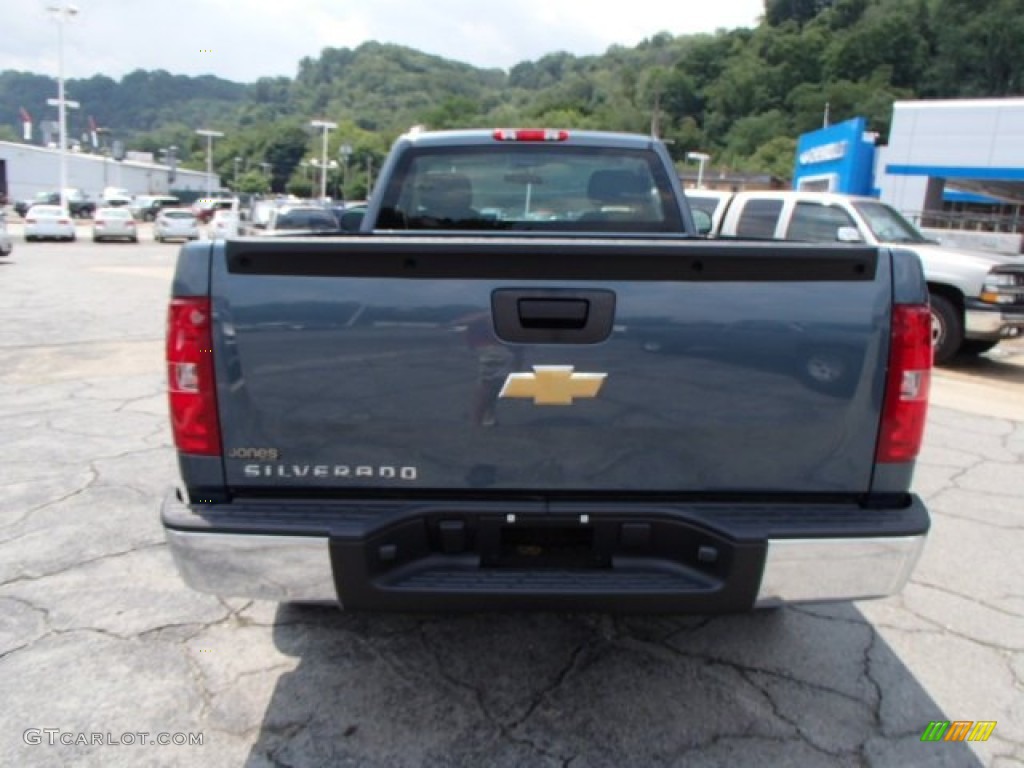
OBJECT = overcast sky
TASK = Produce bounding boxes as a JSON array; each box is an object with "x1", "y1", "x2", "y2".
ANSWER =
[{"x1": 7, "y1": 0, "x2": 764, "y2": 83}]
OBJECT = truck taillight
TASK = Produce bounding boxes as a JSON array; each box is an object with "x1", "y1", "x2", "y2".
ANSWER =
[
  {"x1": 876, "y1": 304, "x2": 932, "y2": 463},
  {"x1": 167, "y1": 297, "x2": 222, "y2": 455},
  {"x1": 492, "y1": 129, "x2": 569, "y2": 142}
]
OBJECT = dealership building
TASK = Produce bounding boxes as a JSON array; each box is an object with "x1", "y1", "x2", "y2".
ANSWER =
[
  {"x1": 793, "y1": 98, "x2": 1024, "y2": 253},
  {"x1": 0, "y1": 140, "x2": 219, "y2": 205}
]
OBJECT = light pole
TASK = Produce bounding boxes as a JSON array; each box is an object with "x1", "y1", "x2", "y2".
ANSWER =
[
  {"x1": 195, "y1": 128, "x2": 224, "y2": 197},
  {"x1": 686, "y1": 152, "x2": 710, "y2": 189},
  {"x1": 307, "y1": 158, "x2": 339, "y2": 198},
  {"x1": 46, "y1": 2, "x2": 79, "y2": 216},
  {"x1": 233, "y1": 156, "x2": 242, "y2": 190},
  {"x1": 310, "y1": 119, "x2": 337, "y2": 201},
  {"x1": 338, "y1": 143, "x2": 353, "y2": 201}
]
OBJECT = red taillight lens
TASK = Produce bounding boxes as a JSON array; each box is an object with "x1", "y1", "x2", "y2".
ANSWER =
[
  {"x1": 493, "y1": 128, "x2": 569, "y2": 142},
  {"x1": 876, "y1": 304, "x2": 932, "y2": 462},
  {"x1": 167, "y1": 297, "x2": 221, "y2": 455},
  {"x1": 58, "y1": 219, "x2": 71, "y2": 225},
  {"x1": 26, "y1": 218, "x2": 36, "y2": 224}
]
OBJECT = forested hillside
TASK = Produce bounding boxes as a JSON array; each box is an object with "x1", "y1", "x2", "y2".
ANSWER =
[{"x1": 2, "y1": 0, "x2": 1021, "y2": 195}]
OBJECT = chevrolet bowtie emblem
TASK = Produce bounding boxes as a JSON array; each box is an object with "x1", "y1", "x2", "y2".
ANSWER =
[{"x1": 499, "y1": 365, "x2": 607, "y2": 405}]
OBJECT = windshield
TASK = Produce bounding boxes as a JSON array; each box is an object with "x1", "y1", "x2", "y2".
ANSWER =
[{"x1": 852, "y1": 200, "x2": 928, "y2": 243}]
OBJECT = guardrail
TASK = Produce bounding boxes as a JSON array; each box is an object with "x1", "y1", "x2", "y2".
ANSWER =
[{"x1": 907, "y1": 210, "x2": 1024, "y2": 234}]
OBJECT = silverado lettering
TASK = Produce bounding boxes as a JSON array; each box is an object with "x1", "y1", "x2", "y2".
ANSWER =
[
  {"x1": 242, "y1": 464, "x2": 419, "y2": 480},
  {"x1": 161, "y1": 128, "x2": 932, "y2": 614}
]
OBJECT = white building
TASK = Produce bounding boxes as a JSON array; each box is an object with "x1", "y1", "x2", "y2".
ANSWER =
[
  {"x1": 0, "y1": 141, "x2": 219, "y2": 203},
  {"x1": 875, "y1": 98, "x2": 1024, "y2": 252}
]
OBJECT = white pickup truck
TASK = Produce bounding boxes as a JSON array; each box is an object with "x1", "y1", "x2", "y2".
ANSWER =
[{"x1": 688, "y1": 189, "x2": 1024, "y2": 364}]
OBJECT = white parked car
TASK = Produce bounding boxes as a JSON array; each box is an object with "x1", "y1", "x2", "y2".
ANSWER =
[
  {"x1": 154, "y1": 208, "x2": 200, "y2": 242},
  {"x1": 208, "y1": 209, "x2": 239, "y2": 239},
  {"x1": 24, "y1": 205, "x2": 76, "y2": 242},
  {"x1": 92, "y1": 207, "x2": 139, "y2": 243}
]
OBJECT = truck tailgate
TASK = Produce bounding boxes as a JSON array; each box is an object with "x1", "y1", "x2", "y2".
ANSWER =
[{"x1": 211, "y1": 237, "x2": 889, "y2": 495}]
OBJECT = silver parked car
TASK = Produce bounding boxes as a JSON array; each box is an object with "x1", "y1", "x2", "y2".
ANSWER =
[
  {"x1": 154, "y1": 208, "x2": 200, "y2": 242},
  {"x1": 92, "y1": 207, "x2": 139, "y2": 243}
]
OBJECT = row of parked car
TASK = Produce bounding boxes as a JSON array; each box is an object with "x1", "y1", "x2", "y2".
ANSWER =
[
  {"x1": 201, "y1": 197, "x2": 367, "y2": 239},
  {"x1": 17, "y1": 203, "x2": 202, "y2": 243},
  {"x1": 10, "y1": 191, "x2": 368, "y2": 245}
]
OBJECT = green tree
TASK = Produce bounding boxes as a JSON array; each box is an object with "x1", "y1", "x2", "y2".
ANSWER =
[
  {"x1": 746, "y1": 135, "x2": 798, "y2": 179},
  {"x1": 822, "y1": 1, "x2": 930, "y2": 88},
  {"x1": 724, "y1": 110, "x2": 792, "y2": 158},
  {"x1": 925, "y1": 0, "x2": 1024, "y2": 96},
  {"x1": 765, "y1": 0, "x2": 835, "y2": 27},
  {"x1": 235, "y1": 170, "x2": 270, "y2": 195},
  {"x1": 286, "y1": 176, "x2": 314, "y2": 198}
]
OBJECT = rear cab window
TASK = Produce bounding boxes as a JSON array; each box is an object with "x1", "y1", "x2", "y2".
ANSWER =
[{"x1": 375, "y1": 144, "x2": 684, "y2": 233}]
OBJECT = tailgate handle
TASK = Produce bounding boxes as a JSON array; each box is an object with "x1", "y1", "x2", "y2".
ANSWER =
[
  {"x1": 492, "y1": 289, "x2": 615, "y2": 344},
  {"x1": 518, "y1": 298, "x2": 589, "y2": 329}
]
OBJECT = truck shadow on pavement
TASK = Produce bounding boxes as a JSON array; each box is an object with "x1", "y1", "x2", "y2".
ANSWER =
[
  {"x1": 242, "y1": 603, "x2": 983, "y2": 768},
  {"x1": 943, "y1": 352, "x2": 1024, "y2": 384}
]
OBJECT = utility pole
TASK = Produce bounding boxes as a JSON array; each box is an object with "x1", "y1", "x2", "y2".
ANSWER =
[
  {"x1": 46, "y1": 2, "x2": 79, "y2": 215},
  {"x1": 310, "y1": 120, "x2": 337, "y2": 201},
  {"x1": 195, "y1": 128, "x2": 224, "y2": 197},
  {"x1": 338, "y1": 144, "x2": 352, "y2": 201}
]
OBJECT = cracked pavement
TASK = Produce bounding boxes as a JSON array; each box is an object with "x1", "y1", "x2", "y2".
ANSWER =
[{"x1": 1, "y1": 234, "x2": 1022, "y2": 767}]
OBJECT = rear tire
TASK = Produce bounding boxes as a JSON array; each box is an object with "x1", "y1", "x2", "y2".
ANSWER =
[{"x1": 929, "y1": 293, "x2": 962, "y2": 365}]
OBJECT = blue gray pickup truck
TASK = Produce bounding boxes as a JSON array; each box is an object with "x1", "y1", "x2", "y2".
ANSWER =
[{"x1": 161, "y1": 128, "x2": 932, "y2": 613}]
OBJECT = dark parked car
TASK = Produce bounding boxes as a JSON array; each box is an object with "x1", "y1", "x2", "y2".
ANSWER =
[
  {"x1": 263, "y1": 205, "x2": 340, "y2": 233},
  {"x1": 131, "y1": 195, "x2": 181, "y2": 221},
  {"x1": 15, "y1": 190, "x2": 95, "y2": 219}
]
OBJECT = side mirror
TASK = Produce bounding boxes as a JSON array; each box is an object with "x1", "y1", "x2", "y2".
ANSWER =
[
  {"x1": 339, "y1": 208, "x2": 365, "y2": 232},
  {"x1": 836, "y1": 226, "x2": 863, "y2": 243},
  {"x1": 691, "y1": 209, "x2": 714, "y2": 236}
]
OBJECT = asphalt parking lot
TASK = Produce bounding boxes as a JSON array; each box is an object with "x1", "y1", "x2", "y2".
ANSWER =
[{"x1": 1, "y1": 224, "x2": 1022, "y2": 768}]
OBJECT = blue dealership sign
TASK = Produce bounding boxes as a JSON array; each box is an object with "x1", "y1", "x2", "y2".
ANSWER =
[{"x1": 793, "y1": 117, "x2": 876, "y2": 195}]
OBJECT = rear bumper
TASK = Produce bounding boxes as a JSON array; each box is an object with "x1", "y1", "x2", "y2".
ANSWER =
[{"x1": 161, "y1": 489, "x2": 929, "y2": 612}]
